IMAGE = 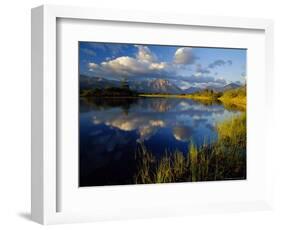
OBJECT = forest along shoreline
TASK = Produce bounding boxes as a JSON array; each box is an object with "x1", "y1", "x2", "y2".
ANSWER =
[{"x1": 80, "y1": 80, "x2": 246, "y2": 110}]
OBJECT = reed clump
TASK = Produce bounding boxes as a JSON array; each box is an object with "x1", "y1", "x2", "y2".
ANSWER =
[{"x1": 134, "y1": 113, "x2": 246, "y2": 184}]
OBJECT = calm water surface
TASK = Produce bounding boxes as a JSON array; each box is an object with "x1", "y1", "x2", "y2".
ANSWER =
[{"x1": 79, "y1": 97, "x2": 242, "y2": 186}]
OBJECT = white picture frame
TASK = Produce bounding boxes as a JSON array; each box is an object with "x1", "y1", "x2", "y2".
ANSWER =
[{"x1": 31, "y1": 4, "x2": 274, "y2": 225}]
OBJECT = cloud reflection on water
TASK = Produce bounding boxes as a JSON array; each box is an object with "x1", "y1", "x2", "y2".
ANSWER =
[
  {"x1": 81, "y1": 98, "x2": 240, "y2": 144},
  {"x1": 79, "y1": 97, "x2": 242, "y2": 184}
]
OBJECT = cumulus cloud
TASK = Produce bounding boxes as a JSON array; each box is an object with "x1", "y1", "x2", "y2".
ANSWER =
[
  {"x1": 87, "y1": 45, "x2": 230, "y2": 88},
  {"x1": 88, "y1": 45, "x2": 172, "y2": 79},
  {"x1": 177, "y1": 74, "x2": 226, "y2": 89},
  {"x1": 149, "y1": 62, "x2": 168, "y2": 71},
  {"x1": 88, "y1": 62, "x2": 99, "y2": 69},
  {"x1": 215, "y1": 77, "x2": 227, "y2": 85},
  {"x1": 101, "y1": 56, "x2": 148, "y2": 76},
  {"x1": 208, "y1": 59, "x2": 232, "y2": 69},
  {"x1": 135, "y1": 45, "x2": 157, "y2": 62},
  {"x1": 194, "y1": 64, "x2": 210, "y2": 76},
  {"x1": 208, "y1": 60, "x2": 225, "y2": 68},
  {"x1": 174, "y1": 47, "x2": 197, "y2": 65}
]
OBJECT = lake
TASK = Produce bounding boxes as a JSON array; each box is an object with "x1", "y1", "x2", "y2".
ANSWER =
[{"x1": 79, "y1": 97, "x2": 243, "y2": 186}]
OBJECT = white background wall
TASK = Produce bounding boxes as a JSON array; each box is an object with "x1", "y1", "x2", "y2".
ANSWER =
[{"x1": 0, "y1": 0, "x2": 280, "y2": 229}]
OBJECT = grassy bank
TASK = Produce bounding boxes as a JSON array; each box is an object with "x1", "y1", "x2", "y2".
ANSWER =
[
  {"x1": 218, "y1": 97, "x2": 246, "y2": 109},
  {"x1": 187, "y1": 86, "x2": 246, "y2": 108},
  {"x1": 218, "y1": 86, "x2": 246, "y2": 108},
  {"x1": 134, "y1": 113, "x2": 246, "y2": 183},
  {"x1": 139, "y1": 93, "x2": 246, "y2": 110},
  {"x1": 139, "y1": 86, "x2": 246, "y2": 108}
]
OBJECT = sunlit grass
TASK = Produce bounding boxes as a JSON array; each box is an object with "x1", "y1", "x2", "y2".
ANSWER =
[
  {"x1": 218, "y1": 86, "x2": 246, "y2": 108},
  {"x1": 218, "y1": 97, "x2": 246, "y2": 110},
  {"x1": 216, "y1": 113, "x2": 246, "y2": 148},
  {"x1": 134, "y1": 113, "x2": 246, "y2": 184},
  {"x1": 172, "y1": 150, "x2": 186, "y2": 180},
  {"x1": 155, "y1": 153, "x2": 173, "y2": 183}
]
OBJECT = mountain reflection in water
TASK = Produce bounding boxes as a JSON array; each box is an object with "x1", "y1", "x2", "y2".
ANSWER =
[{"x1": 79, "y1": 97, "x2": 242, "y2": 186}]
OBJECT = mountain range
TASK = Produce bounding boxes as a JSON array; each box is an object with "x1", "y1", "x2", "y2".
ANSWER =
[
  {"x1": 130, "y1": 79, "x2": 182, "y2": 94},
  {"x1": 80, "y1": 75, "x2": 242, "y2": 94}
]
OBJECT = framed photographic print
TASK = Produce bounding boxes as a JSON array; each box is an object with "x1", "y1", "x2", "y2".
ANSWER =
[
  {"x1": 31, "y1": 5, "x2": 274, "y2": 225},
  {"x1": 78, "y1": 42, "x2": 247, "y2": 187}
]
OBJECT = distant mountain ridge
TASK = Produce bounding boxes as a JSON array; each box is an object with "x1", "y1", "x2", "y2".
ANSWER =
[
  {"x1": 80, "y1": 75, "x2": 120, "y2": 90},
  {"x1": 80, "y1": 75, "x2": 243, "y2": 94},
  {"x1": 182, "y1": 87, "x2": 201, "y2": 94},
  {"x1": 205, "y1": 82, "x2": 241, "y2": 92},
  {"x1": 130, "y1": 79, "x2": 182, "y2": 94},
  {"x1": 222, "y1": 82, "x2": 241, "y2": 91}
]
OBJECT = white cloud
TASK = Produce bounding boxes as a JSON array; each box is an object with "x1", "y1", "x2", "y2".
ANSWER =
[
  {"x1": 101, "y1": 56, "x2": 147, "y2": 75},
  {"x1": 195, "y1": 64, "x2": 210, "y2": 75},
  {"x1": 86, "y1": 45, "x2": 229, "y2": 88},
  {"x1": 149, "y1": 62, "x2": 168, "y2": 70},
  {"x1": 88, "y1": 62, "x2": 99, "y2": 69},
  {"x1": 194, "y1": 72, "x2": 202, "y2": 77},
  {"x1": 208, "y1": 59, "x2": 232, "y2": 69},
  {"x1": 174, "y1": 47, "x2": 196, "y2": 65},
  {"x1": 88, "y1": 46, "x2": 171, "y2": 78},
  {"x1": 215, "y1": 77, "x2": 227, "y2": 84},
  {"x1": 135, "y1": 45, "x2": 157, "y2": 62}
]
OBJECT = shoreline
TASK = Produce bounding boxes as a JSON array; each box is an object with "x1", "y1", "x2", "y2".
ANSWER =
[
  {"x1": 80, "y1": 94, "x2": 246, "y2": 108},
  {"x1": 139, "y1": 94, "x2": 246, "y2": 107}
]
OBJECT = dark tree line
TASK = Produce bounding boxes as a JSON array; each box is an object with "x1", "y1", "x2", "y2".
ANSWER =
[{"x1": 80, "y1": 79, "x2": 138, "y2": 97}]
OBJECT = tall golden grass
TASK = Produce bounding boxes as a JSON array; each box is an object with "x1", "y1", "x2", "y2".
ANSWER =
[{"x1": 134, "y1": 113, "x2": 246, "y2": 184}]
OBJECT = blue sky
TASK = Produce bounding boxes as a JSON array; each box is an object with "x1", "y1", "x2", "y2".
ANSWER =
[{"x1": 79, "y1": 42, "x2": 246, "y2": 89}]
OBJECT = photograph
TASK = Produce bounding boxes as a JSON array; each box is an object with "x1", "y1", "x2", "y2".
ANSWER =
[{"x1": 79, "y1": 42, "x2": 247, "y2": 187}]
